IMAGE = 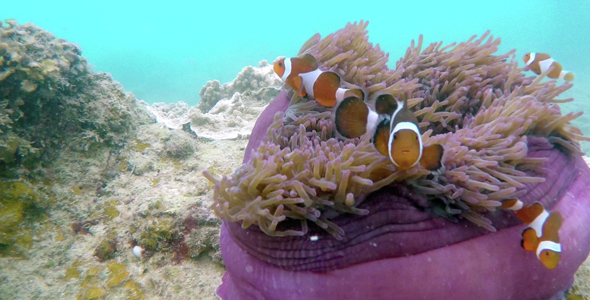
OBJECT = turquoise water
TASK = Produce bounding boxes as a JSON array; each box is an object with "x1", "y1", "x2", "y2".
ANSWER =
[{"x1": 3, "y1": 0, "x2": 589, "y2": 151}]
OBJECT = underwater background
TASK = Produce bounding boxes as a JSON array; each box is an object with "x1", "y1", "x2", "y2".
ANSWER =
[
  {"x1": 2, "y1": 1, "x2": 590, "y2": 299},
  {"x1": 4, "y1": 1, "x2": 589, "y2": 153}
]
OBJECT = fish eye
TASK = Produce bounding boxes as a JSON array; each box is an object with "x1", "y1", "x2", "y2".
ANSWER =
[{"x1": 393, "y1": 133, "x2": 397, "y2": 140}]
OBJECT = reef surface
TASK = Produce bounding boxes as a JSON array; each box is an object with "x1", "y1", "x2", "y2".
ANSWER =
[{"x1": 0, "y1": 20, "x2": 274, "y2": 299}]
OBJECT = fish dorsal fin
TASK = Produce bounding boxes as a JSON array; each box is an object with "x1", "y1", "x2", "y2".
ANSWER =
[
  {"x1": 514, "y1": 202, "x2": 545, "y2": 224},
  {"x1": 334, "y1": 96, "x2": 369, "y2": 139},
  {"x1": 542, "y1": 212, "x2": 562, "y2": 243},
  {"x1": 374, "y1": 93, "x2": 398, "y2": 115},
  {"x1": 535, "y1": 53, "x2": 551, "y2": 62},
  {"x1": 391, "y1": 99, "x2": 419, "y2": 131},
  {"x1": 420, "y1": 144, "x2": 444, "y2": 171},
  {"x1": 299, "y1": 53, "x2": 318, "y2": 70},
  {"x1": 345, "y1": 88, "x2": 366, "y2": 101}
]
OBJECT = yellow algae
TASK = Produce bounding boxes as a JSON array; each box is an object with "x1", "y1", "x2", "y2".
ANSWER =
[
  {"x1": 152, "y1": 178, "x2": 160, "y2": 186},
  {"x1": 133, "y1": 139, "x2": 151, "y2": 152},
  {"x1": 20, "y1": 80, "x2": 37, "y2": 93},
  {"x1": 87, "y1": 266, "x2": 104, "y2": 277},
  {"x1": 0, "y1": 135, "x2": 19, "y2": 163},
  {"x1": 94, "y1": 239, "x2": 117, "y2": 262},
  {"x1": 0, "y1": 181, "x2": 41, "y2": 256},
  {"x1": 0, "y1": 197, "x2": 26, "y2": 234},
  {"x1": 55, "y1": 231, "x2": 65, "y2": 242},
  {"x1": 124, "y1": 280, "x2": 145, "y2": 300},
  {"x1": 117, "y1": 159, "x2": 129, "y2": 172},
  {"x1": 103, "y1": 201, "x2": 120, "y2": 220},
  {"x1": 65, "y1": 260, "x2": 81, "y2": 280},
  {"x1": 40, "y1": 59, "x2": 58, "y2": 73},
  {"x1": 106, "y1": 261, "x2": 129, "y2": 288},
  {"x1": 71, "y1": 186, "x2": 83, "y2": 196},
  {"x1": 78, "y1": 286, "x2": 107, "y2": 300}
]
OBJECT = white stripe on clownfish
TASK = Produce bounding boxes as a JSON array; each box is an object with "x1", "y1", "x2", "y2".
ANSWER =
[
  {"x1": 501, "y1": 198, "x2": 524, "y2": 211},
  {"x1": 522, "y1": 52, "x2": 574, "y2": 82},
  {"x1": 274, "y1": 53, "x2": 366, "y2": 108},
  {"x1": 525, "y1": 52, "x2": 536, "y2": 66},
  {"x1": 388, "y1": 120, "x2": 424, "y2": 169},
  {"x1": 281, "y1": 58, "x2": 292, "y2": 81},
  {"x1": 529, "y1": 208, "x2": 549, "y2": 238},
  {"x1": 537, "y1": 240, "x2": 561, "y2": 260},
  {"x1": 299, "y1": 69, "x2": 323, "y2": 97}
]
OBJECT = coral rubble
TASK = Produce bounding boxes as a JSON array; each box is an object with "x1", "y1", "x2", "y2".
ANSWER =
[
  {"x1": 148, "y1": 60, "x2": 283, "y2": 139},
  {"x1": 0, "y1": 20, "x2": 229, "y2": 299}
]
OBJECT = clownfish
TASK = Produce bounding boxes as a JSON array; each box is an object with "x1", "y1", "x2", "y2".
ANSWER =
[
  {"x1": 333, "y1": 92, "x2": 444, "y2": 171},
  {"x1": 501, "y1": 199, "x2": 563, "y2": 269},
  {"x1": 273, "y1": 54, "x2": 365, "y2": 107},
  {"x1": 523, "y1": 52, "x2": 574, "y2": 82}
]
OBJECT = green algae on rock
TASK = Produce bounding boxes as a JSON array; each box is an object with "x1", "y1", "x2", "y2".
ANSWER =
[
  {"x1": 207, "y1": 21, "x2": 589, "y2": 238},
  {"x1": 0, "y1": 181, "x2": 46, "y2": 257}
]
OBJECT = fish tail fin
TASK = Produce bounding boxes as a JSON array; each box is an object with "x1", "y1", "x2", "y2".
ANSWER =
[
  {"x1": 314, "y1": 71, "x2": 340, "y2": 107},
  {"x1": 537, "y1": 241, "x2": 562, "y2": 270},
  {"x1": 333, "y1": 95, "x2": 372, "y2": 139},
  {"x1": 500, "y1": 199, "x2": 524, "y2": 211},
  {"x1": 560, "y1": 70, "x2": 575, "y2": 82}
]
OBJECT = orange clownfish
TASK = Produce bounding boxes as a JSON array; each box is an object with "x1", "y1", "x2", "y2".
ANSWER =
[
  {"x1": 523, "y1": 52, "x2": 574, "y2": 82},
  {"x1": 333, "y1": 92, "x2": 444, "y2": 171},
  {"x1": 273, "y1": 54, "x2": 365, "y2": 107},
  {"x1": 501, "y1": 199, "x2": 563, "y2": 269}
]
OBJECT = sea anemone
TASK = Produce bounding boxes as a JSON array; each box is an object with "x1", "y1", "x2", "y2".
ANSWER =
[
  {"x1": 206, "y1": 21, "x2": 586, "y2": 240},
  {"x1": 206, "y1": 21, "x2": 590, "y2": 300}
]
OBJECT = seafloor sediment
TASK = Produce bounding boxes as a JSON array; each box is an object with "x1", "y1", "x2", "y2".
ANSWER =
[
  {"x1": 0, "y1": 20, "x2": 589, "y2": 300},
  {"x1": 0, "y1": 20, "x2": 278, "y2": 299}
]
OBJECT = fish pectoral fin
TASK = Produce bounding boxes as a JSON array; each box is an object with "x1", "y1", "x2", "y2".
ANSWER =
[
  {"x1": 334, "y1": 96, "x2": 370, "y2": 139},
  {"x1": 420, "y1": 144, "x2": 444, "y2": 171},
  {"x1": 372, "y1": 122, "x2": 390, "y2": 157},
  {"x1": 292, "y1": 76, "x2": 306, "y2": 97},
  {"x1": 520, "y1": 228, "x2": 538, "y2": 252}
]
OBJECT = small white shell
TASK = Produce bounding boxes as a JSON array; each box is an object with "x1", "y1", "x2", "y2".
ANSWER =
[{"x1": 132, "y1": 245, "x2": 143, "y2": 258}]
